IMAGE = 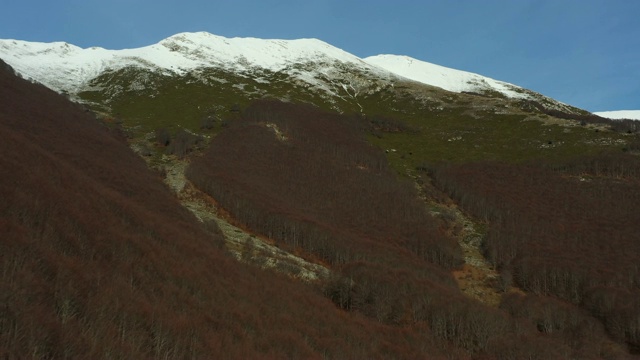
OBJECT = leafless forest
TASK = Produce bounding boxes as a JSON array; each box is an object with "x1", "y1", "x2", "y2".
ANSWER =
[{"x1": 1, "y1": 62, "x2": 638, "y2": 358}]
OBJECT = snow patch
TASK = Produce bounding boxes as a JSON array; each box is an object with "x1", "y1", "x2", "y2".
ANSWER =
[{"x1": 593, "y1": 110, "x2": 640, "y2": 121}]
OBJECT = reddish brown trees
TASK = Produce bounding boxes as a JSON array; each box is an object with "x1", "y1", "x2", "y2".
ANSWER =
[
  {"x1": 2, "y1": 64, "x2": 459, "y2": 358},
  {"x1": 431, "y1": 157, "x2": 640, "y2": 352},
  {"x1": 186, "y1": 100, "x2": 534, "y2": 353}
]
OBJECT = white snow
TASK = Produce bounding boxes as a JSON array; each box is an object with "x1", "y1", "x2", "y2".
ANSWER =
[
  {"x1": 0, "y1": 31, "x2": 547, "y2": 103},
  {"x1": 364, "y1": 54, "x2": 530, "y2": 99},
  {"x1": 0, "y1": 39, "x2": 115, "y2": 92},
  {"x1": 155, "y1": 32, "x2": 366, "y2": 71},
  {"x1": 0, "y1": 32, "x2": 374, "y2": 93},
  {"x1": 593, "y1": 110, "x2": 640, "y2": 121}
]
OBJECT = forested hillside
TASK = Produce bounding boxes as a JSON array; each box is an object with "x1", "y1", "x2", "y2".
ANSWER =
[
  {"x1": 2, "y1": 32, "x2": 640, "y2": 356},
  {"x1": 429, "y1": 156, "x2": 640, "y2": 353},
  {"x1": 186, "y1": 100, "x2": 638, "y2": 358},
  {"x1": 0, "y1": 61, "x2": 460, "y2": 359}
]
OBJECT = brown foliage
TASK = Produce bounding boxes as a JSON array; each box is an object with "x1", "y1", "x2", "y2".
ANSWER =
[
  {"x1": 0, "y1": 64, "x2": 458, "y2": 359},
  {"x1": 432, "y1": 157, "x2": 640, "y2": 353},
  {"x1": 186, "y1": 100, "x2": 535, "y2": 354},
  {"x1": 5, "y1": 61, "x2": 634, "y2": 358},
  {"x1": 188, "y1": 100, "x2": 462, "y2": 269}
]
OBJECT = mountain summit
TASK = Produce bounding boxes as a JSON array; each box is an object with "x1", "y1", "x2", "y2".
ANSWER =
[
  {"x1": 0, "y1": 32, "x2": 372, "y2": 93},
  {"x1": 0, "y1": 31, "x2": 573, "y2": 112}
]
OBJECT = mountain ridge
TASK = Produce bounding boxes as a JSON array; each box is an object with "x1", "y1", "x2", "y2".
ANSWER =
[{"x1": 0, "y1": 31, "x2": 580, "y2": 114}]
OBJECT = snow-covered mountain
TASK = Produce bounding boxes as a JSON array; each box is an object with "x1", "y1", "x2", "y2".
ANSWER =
[
  {"x1": 594, "y1": 110, "x2": 640, "y2": 121},
  {"x1": 1, "y1": 31, "x2": 566, "y2": 108},
  {"x1": 365, "y1": 54, "x2": 529, "y2": 99},
  {"x1": 0, "y1": 32, "x2": 377, "y2": 93}
]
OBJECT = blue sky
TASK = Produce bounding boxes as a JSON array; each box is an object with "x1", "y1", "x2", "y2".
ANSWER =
[{"x1": 1, "y1": 0, "x2": 638, "y2": 112}]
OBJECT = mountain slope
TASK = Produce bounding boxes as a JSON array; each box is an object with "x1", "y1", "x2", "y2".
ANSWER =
[
  {"x1": 2, "y1": 31, "x2": 631, "y2": 168},
  {"x1": 0, "y1": 59, "x2": 460, "y2": 359},
  {"x1": 364, "y1": 54, "x2": 586, "y2": 114},
  {"x1": 2, "y1": 31, "x2": 639, "y2": 358}
]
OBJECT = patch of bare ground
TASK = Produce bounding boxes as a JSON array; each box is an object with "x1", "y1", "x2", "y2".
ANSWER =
[
  {"x1": 437, "y1": 205, "x2": 507, "y2": 307},
  {"x1": 413, "y1": 172, "x2": 520, "y2": 307},
  {"x1": 133, "y1": 140, "x2": 331, "y2": 282}
]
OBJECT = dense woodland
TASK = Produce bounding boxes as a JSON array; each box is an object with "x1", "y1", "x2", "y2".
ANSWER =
[
  {"x1": 430, "y1": 156, "x2": 640, "y2": 353},
  {"x1": 0, "y1": 62, "x2": 456, "y2": 359},
  {"x1": 2, "y1": 58, "x2": 640, "y2": 358},
  {"x1": 187, "y1": 100, "x2": 638, "y2": 358}
]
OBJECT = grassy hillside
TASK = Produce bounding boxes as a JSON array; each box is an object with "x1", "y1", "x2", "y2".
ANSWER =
[{"x1": 76, "y1": 65, "x2": 634, "y2": 172}]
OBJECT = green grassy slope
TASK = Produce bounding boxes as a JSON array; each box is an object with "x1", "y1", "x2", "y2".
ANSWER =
[{"x1": 76, "y1": 64, "x2": 633, "y2": 173}]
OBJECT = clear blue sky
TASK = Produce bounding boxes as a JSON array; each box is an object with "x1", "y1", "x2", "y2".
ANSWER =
[{"x1": 1, "y1": 0, "x2": 638, "y2": 112}]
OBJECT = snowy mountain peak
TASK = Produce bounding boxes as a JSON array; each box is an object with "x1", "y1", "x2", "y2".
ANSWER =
[
  {"x1": 155, "y1": 31, "x2": 363, "y2": 71},
  {"x1": 364, "y1": 54, "x2": 530, "y2": 99},
  {"x1": 0, "y1": 32, "x2": 374, "y2": 93},
  {"x1": 0, "y1": 32, "x2": 575, "y2": 111}
]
